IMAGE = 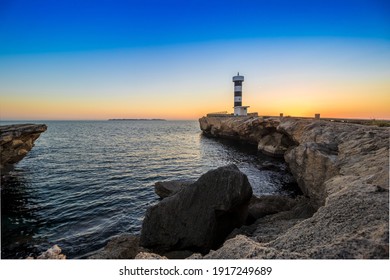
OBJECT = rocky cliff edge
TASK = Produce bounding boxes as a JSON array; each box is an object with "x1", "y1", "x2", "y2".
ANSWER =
[{"x1": 0, "y1": 124, "x2": 47, "y2": 170}]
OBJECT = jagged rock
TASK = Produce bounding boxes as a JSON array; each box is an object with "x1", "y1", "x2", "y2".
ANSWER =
[
  {"x1": 154, "y1": 180, "x2": 193, "y2": 199},
  {"x1": 140, "y1": 164, "x2": 253, "y2": 253},
  {"x1": 135, "y1": 252, "x2": 167, "y2": 259},
  {"x1": 257, "y1": 132, "x2": 289, "y2": 156},
  {"x1": 0, "y1": 124, "x2": 47, "y2": 169},
  {"x1": 30, "y1": 245, "x2": 66, "y2": 259},
  {"x1": 88, "y1": 235, "x2": 139, "y2": 259}
]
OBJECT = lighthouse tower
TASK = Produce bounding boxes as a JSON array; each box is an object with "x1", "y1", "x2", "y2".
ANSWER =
[{"x1": 233, "y1": 72, "x2": 249, "y2": 116}]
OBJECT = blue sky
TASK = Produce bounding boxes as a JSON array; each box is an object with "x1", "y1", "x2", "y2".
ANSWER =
[
  {"x1": 1, "y1": 0, "x2": 389, "y2": 54},
  {"x1": 1, "y1": 0, "x2": 389, "y2": 119}
]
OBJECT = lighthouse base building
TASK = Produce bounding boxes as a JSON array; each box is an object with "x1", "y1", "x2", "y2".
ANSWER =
[{"x1": 234, "y1": 106, "x2": 250, "y2": 116}]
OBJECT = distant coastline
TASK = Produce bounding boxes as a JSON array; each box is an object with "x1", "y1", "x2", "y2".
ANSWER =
[{"x1": 108, "y1": 119, "x2": 166, "y2": 121}]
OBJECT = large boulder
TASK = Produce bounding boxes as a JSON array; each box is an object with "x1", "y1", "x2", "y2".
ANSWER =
[{"x1": 140, "y1": 164, "x2": 253, "y2": 253}]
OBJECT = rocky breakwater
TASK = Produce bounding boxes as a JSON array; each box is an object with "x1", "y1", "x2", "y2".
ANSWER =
[
  {"x1": 199, "y1": 116, "x2": 294, "y2": 156},
  {"x1": 0, "y1": 124, "x2": 47, "y2": 170},
  {"x1": 198, "y1": 116, "x2": 389, "y2": 258}
]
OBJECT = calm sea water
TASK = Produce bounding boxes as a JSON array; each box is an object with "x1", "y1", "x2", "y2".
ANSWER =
[{"x1": 1, "y1": 120, "x2": 297, "y2": 259}]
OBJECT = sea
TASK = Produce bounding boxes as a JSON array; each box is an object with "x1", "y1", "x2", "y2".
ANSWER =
[{"x1": 0, "y1": 120, "x2": 298, "y2": 259}]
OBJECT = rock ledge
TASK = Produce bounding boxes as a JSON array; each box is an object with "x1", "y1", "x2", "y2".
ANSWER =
[{"x1": 0, "y1": 124, "x2": 47, "y2": 169}]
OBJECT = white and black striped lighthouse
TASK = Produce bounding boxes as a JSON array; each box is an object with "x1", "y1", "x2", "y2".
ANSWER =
[{"x1": 233, "y1": 72, "x2": 249, "y2": 116}]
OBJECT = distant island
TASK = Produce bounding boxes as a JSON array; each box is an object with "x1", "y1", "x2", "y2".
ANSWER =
[{"x1": 108, "y1": 119, "x2": 166, "y2": 121}]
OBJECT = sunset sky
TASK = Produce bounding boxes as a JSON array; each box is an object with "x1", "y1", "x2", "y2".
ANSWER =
[{"x1": 0, "y1": 0, "x2": 389, "y2": 120}]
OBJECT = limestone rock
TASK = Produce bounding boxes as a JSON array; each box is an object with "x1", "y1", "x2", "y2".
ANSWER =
[
  {"x1": 284, "y1": 142, "x2": 339, "y2": 207},
  {"x1": 154, "y1": 180, "x2": 193, "y2": 199},
  {"x1": 88, "y1": 235, "x2": 139, "y2": 259},
  {"x1": 0, "y1": 124, "x2": 47, "y2": 169},
  {"x1": 135, "y1": 252, "x2": 167, "y2": 259},
  {"x1": 204, "y1": 235, "x2": 305, "y2": 259},
  {"x1": 227, "y1": 196, "x2": 314, "y2": 243},
  {"x1": 269, "y1": 182, "x2": 389, "y2": 259},
  {"x1": 199, "y1": 116, "x2": 293, "y2": 157},
  {"x1": 278, "y1": 119, "x2": 389, "y2": 208},
  {"x1": 140, "y1": 164, "x2": 253, "y2": 253}
]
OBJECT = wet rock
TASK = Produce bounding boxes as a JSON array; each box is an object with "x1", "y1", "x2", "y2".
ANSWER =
[{"x1": 140, "y1": 164, "x2": 253, "y2": 253}]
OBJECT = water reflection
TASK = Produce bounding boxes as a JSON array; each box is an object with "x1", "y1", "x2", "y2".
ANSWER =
[{"x1": 1, "y1": 170, "x2": 46, "y2": 259}]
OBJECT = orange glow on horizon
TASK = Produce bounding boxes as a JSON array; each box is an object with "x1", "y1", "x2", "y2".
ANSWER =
[{"x1": 1, "y1": 79, "x2": 390, "y2": 121}]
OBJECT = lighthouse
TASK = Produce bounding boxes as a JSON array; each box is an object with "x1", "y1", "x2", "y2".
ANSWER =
[{"x1": 233, "y1": 72, "x2": 249, "y2": 116}]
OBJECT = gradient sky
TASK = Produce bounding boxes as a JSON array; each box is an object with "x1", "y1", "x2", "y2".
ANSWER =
[{"x1": 0, "y1": 0, "x2": 389, "y2": 120}]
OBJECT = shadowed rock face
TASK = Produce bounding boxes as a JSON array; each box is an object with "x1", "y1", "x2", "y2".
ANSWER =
[
  {"x1": 198, "y1": 117, "x2": 389, "y2": 259},
  {"x1": 140, "y1": 164, "x2": 253, "y2": 254},
  {"x1": 0, "y1": 124, "x2": 47, "y2": 170}
]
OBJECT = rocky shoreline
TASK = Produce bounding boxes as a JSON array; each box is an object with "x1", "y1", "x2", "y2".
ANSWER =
[
  {"x1": 88, "y1": 116, "x2": 388, "y2": 259},
  {"x1": 2, "y1": 119, "x2": 389, "y2": 259},
  {"x1": 196, "y1": 116, "x2": 389, "y2": 258}
]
